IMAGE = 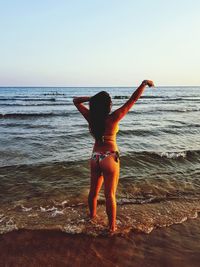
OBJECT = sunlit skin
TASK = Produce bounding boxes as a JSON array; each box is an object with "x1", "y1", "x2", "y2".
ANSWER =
[{"x1": 73, "y1": 80, "x2": 154, "y2": 232}]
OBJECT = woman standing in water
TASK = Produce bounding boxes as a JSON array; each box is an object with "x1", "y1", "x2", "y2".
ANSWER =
[{"x1": 73, "y1": 80, "x2": 154, "y2": 232}]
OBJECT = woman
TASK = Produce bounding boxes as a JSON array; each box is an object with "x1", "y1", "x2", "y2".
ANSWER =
[{"x1": 73, "y1": 80, "x2": 154, "y2": 232}]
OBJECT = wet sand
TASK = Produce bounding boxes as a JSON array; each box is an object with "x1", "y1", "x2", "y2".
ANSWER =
[{"x1": 0, "y1": 217, "x2": 199, "y2": 267}]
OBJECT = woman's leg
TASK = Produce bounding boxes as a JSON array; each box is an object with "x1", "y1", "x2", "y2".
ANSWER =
[
  {"x1": 100, "y1": 155, "x2": 120, "y2": 232},
  {"x1": 88, "y1": 159, "x2": 104, "y2": 219}
]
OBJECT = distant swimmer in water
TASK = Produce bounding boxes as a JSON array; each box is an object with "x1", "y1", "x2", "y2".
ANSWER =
[{"x1": 73, "y1": 80, "x2": 154, "y2": 232}]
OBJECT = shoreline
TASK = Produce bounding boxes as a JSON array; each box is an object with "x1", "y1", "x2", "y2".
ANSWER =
[{"x1": 0, "y1": 217, "x2": 200, "y2": 267}]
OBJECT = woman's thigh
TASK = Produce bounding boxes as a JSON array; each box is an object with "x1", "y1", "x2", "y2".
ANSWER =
[
  {"x1": 89, "y1": 159, "x2": 103, "y2": 194},
  {"x1": 99, "y1": 155, "x2": 120, "y2": 195}
]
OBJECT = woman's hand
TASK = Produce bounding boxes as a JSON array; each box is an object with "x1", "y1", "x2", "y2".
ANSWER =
[
  {"x1": 142, "y1": 80, "x2": 155, "y2": 87},
  {"x1": 73, "y1": 96, "x2": 90, "y2": 104}
]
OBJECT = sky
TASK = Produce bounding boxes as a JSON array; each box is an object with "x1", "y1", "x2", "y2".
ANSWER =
[{"x1": 0, "y1": 0, "x2": 200, "y2": 87}]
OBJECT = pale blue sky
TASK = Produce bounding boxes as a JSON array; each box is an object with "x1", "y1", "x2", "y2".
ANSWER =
[{"x1": 0, "y1": 0, "x2": 200, "y2": 86}]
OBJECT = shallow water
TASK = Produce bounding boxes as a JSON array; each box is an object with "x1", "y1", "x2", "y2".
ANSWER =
[{"x1": 0, "y1": 86, "x2": 200, "y2": 235}]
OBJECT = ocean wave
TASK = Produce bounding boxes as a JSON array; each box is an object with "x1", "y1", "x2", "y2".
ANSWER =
[
  {"x1": 161, "y1": 108, "x2": 200, "y2": 112},
  {"x1": 0, "y1": 199, "x2": 199, "y2": 235},
  {"x1": 129, "y1": 107, "x2": 200, "y2": 114},
  {"x1": 160, "y1": 151, "x2": 186, "y2": 159},
  {"x1": 0, "y1": 149, "x2": 199, "y2": 170},
  {"x1": 119, "y1": 124, "x2": 200, "y2": 137},
  {"x1": 113, "y1": 95, "x2": 166, "y2": 100},
  {"x1": 0, "y1": 103, "x2": 70, "y2": 107},
  {"x1": 0, "y1": 97, "x2": 58, "y2": 101},
  {"x1": 163, "y1": 97, "x2": 200, "y2": 102},
  {"x1": 42, "y1": 92, "x2": 66, "y2": 96},
  {"x1": 167, "y1": 123, "x2": 200, "y2": 129},
  {"x1": 0, "y1": 112, "x2": 72, "y2": 119},
  {"x1": 141, "y1": 95, "x2": 167, "y2": 99},
  {"x1": 112, "y1": 95, "x2": 200, "y2": 102},
  {"x1": 1, "y1": 95, "x2": 199, "y2": 104},
  {"x1": 2, "y1": 107, "x2": 198, "y2": 119},
  {"x1": 119, "y1": 128, "x2": 158, "y2": 137},
  {"x1": 117, "y1": 150, "x2": 200, "y2": 171},
  {"x1": 122, "y1": 149, "x2": 200, "y2": 162}
]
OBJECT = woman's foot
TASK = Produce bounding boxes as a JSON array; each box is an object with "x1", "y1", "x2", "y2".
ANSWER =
[
  {"x1": 88, "y1": 215, "x2": 98, "y2": 224},
  {"x1": 109, "y1": 224, "x2": 117, "y2": 233}
]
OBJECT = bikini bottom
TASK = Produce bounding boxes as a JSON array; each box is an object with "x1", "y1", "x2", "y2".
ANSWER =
[{"x1": 91, "y1": 151, "x2": 119, "y2": 163}]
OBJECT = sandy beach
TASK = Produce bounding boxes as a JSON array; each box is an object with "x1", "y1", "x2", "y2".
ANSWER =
[{"x1": 0, "y1": 216, "x2": 200, "y2": 267}]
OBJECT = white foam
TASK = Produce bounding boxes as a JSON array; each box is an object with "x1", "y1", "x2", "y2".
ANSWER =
[
  {"x1": 39, "y1": 206, "x2": 65, "y2": 217},
  {"x1": 63, "y1": 224, "x2": 83, "y2": 234},
  {"x1": 40, "y1": 206, "x2": 57, "y2": 212},
  {"x1": 51, "y1": 209, "x2": 64, "y2": 217},
  {"x1": 21, "y1": 205, "x2": 32, "y2": 212},
  {"x1": 52, "y1": 200, "x2": 68, "y2": 207},
  {"x1": 175, "y1": 216, "x2": 188, "y2": 224},
  {"x1": 0, "y1": 217, "x2": 18, "y2": 234},
  {"x1": 189, "y1": 212, "x2": 198, "y2": 219},
  {"x1": 160, "y1": 151, "x2": 186, "y2": 159},
  {"x1": 0, "y1": 214, "x2": 5, "y2": 223},
  {"x1": 61, "y1": 200, "x2": 68, "y2": 206}
]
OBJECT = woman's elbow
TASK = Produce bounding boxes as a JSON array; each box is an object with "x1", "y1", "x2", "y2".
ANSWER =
[{"x1": 73, "y1": 97, "x2": 77, "y2": 105}]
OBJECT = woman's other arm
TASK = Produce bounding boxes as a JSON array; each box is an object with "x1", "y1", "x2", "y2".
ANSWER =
[
  {"x1": 111, "y1": 80, "x2": 154, "y2": 122},
  {"x1": 73, "y1": 96, "x2": 90, "y2": 122}
]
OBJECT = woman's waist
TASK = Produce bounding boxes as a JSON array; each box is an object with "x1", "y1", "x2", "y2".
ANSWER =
[
  {"x1": 102, "y1": 136, "x2": 116, "y2": 142},
  {"x1": 93, "y1": 142, "x2": 119, "y2": 153}
]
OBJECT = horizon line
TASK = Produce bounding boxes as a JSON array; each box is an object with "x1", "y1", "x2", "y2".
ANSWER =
[{"x1": 0, "y1": 85, "x2": 200, "y2": 88}]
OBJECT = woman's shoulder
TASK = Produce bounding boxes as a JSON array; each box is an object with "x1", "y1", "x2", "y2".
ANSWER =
[
  {"x1": 106, "y1": 115, "x2": 119, "y2": 130},
  {"x1": 107, "y1": 113, "x2": 118, "y2": 124}
]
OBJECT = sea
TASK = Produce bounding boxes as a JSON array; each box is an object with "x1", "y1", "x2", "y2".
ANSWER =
[{"x1": 0, "y1": 86, "x2": 200, "y2": 238}]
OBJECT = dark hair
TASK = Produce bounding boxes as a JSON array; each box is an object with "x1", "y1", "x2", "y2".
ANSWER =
[{"x1": 89, "y1": 91, "x2": 112, "y2": 143}]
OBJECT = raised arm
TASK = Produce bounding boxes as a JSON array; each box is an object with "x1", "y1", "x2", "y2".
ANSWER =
[
  {"x1": 73, "y1": 96, "x2": 90, "y2": 122},
  {"x1": 111, "y1": 80, "x2": 154, "y2": 122}
]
